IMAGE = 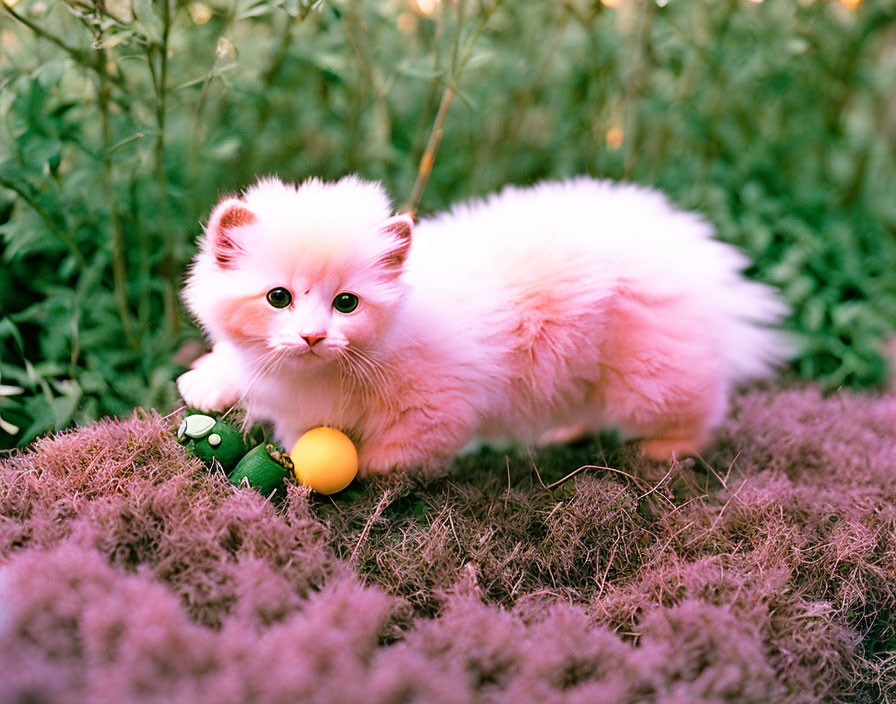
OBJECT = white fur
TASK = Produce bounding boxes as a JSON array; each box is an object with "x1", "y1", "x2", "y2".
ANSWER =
[{"x1": 179, "y1": 176, "x2": 791, "y2": 473}]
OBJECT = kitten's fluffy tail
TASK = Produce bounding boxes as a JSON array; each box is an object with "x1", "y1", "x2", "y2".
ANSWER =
[
  {"x1": 717, "y1": 271, "x2": 794, "y2": 384},
  {"x1": 543, "y1": 177, "x2": 796, "y2": 385}
]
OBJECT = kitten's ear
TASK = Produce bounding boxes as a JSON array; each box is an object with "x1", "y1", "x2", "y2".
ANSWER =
[
  {"x1": 205, "y1": 197, "x2": 256, "y2": 269},
  {"x1": 377, "y1": 213, "x2": 414, "y2": 272}
]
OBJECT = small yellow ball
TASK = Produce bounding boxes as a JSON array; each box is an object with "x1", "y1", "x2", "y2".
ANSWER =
[{"x1": 289, "y1": 427, "x2": 359, "y2": 494}]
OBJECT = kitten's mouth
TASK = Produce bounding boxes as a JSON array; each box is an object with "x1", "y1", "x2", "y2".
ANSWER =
[
  {"x1": 286, "y1": 346, "x2": 332, "y2": 362},
  {"x1": 268, "y1": 342, "x2": 336, "y2": 363}
]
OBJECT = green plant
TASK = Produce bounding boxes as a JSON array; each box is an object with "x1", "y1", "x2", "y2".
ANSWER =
[{"x1": 1, "y1": 0, "x2": 894, "y2": 447}]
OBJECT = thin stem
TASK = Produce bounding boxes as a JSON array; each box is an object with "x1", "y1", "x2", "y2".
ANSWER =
[
  {"x1": 93, "y1": 0, "x2": 134, "y2": 348},
  {"x1": 544, "y1": 464, "x2": 649, "y2": 491},
  {"x1": 152, "y1": 12, "x2": 170, "y2": 191},
  {"x1": 492, "y1": 3, "x2": 569, "y2": 185},
  {"x1": 408, "y1": 9, "x2": 446, "y2": 171},
  {"x1": 3, "y1": 2, "x2": 128, "y2": 92},
  {"x1": 233, "y1": 7, "x2": 312, "y2": 168},
  {"x1": 131, "y1": 171, "x2": 152, "y2": 337},
  {"x1": 403, "y1": 0, "x2": 503, "y2": 214},
  {"x1": 350, "y1": 487, "x2": 398, "y2": 564},
  {"x1": 147, "y1": 0, "x2": 177, "y2": 336},
  {"x1": 449, "y1": 0, "x2": 467, "y2": 76},
  {"x1": 621, "y1": 0, "x2": 657, "y2": 179},
  {"x1": 404, "y1": 85, "x2": 454, "y2": 216},
  {"x1": 342, "y1": 0, "x2": 392, "y2": 158},
  {"x1": 98, "y1": 70, "x2": 137, "y2": 348},
  {"x1": 3, "y1": 2, "x2": 92, "y2": 66}
]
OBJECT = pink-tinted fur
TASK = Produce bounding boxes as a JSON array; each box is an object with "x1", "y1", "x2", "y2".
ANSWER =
[{"x1": 178, "y1": 176, "x2": 790, "y2": 474}]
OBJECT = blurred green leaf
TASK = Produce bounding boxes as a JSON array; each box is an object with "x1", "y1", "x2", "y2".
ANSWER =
[{"x1": 133, "y1": 0, "x2": 164, "y2": 44}]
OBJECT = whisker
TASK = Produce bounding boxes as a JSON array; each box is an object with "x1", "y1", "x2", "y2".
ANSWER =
[
  {"x1": 218, "y1": 347, "x2": 277, "y2": 421},
  {"x1": 234, "y1": 347, "x2": 290, "y2": 410},
  {"x1": 335, "y1": 353, "x2": 360, "y2": 413},
  {"x1": 238, "y1": 347, "x2": 291, "y2": 432},
  {"x1": 341, "y1": 346, "x2": 398, "y2": 407}
]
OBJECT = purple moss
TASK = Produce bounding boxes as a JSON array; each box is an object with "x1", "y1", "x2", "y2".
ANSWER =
[
  {"x1": 0, "y1": 414, "x2": 333, "y2": 627},
  {"x1": 1, "y1": 387, "x2": 895, "y2": 701}
]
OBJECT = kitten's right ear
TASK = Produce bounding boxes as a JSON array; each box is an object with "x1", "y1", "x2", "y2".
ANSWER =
[
  {"x1": 376, "y1": 213, "x2": 414, "y2": 272},
  {"x1": 205, "y1": 197, "x2": 256, "y2": 269}
]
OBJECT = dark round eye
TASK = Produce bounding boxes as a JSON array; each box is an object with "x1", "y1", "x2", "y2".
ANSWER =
[
  {"x1": 333, "y1": 292, "x2": 359, "y2": 314},
  {"x1": 266, "y1": 287, "x2": 292, "y2": 309}
]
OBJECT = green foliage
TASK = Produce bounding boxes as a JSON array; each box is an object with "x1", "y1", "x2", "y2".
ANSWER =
[{"x1": 1, "y1": 0, "x2": 895, "y2": 447}]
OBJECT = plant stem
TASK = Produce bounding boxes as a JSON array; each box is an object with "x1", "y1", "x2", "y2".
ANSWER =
[
  {"x1": 147, "y1": 0, "x2": 177, "y2": 336},
  {"x1": 3, "y1": 3, "x2": 91, "y2": 66},
  {"x1": 492, "y1": 3, "x2": 568, "y2": 186},
  {"x1": 621, "y1": 0, "x2": 656, "y2": 179},
  {"x1": 403, "y1": 0, "x2": 502, "y2": 215},
  {"x1": 98, "y1": 70, "x2": 136, "y2": 348},
  {"x1": 342, "y1": 0, "x2": 392, "y2": 164},
  {"x1": 233, "y1": 7, "x2": 311, "y2": 169},
  {"x1": 2, "y1": 2, "x2": 128, "y2": 91},
  {"x1": 404, "y1": 85, "x2": 454, "y2": 216}
]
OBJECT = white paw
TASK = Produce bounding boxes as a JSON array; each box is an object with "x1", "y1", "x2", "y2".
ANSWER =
[{"x1": 176, "y1": 368, "x2": 241, "y2": 412}]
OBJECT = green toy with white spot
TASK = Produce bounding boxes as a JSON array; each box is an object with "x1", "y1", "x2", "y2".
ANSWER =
[
  {"x1": 175, "y1": 413, "x2": 248, "y2": 471},
  {"x1": 172, "y1": 411, "x2": 359, "y2": 498}
]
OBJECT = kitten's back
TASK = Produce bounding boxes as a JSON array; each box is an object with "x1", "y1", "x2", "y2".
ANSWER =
[{"x1": 408, "y1": 178, "x2": 790, "y2": 382}]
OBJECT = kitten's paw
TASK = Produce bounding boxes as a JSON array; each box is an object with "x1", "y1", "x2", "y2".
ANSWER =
[
  {"x1": 537, "y1": 424, "x2": 589, "y2": 446},
  {"x1": 176, "y1": 368, "x2": 241, "y2": 412},
  {"x1": 639, "y1": 433, "x2": 706, "y2": 461}
]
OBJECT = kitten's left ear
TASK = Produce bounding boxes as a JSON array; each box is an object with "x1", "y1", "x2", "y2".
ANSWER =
[
  {"x1": 377, "y1": 213, "x2": 414, "y2": 272},
  {"x1": 206, "y1": 197, "x2": 256, "y2": 269}
]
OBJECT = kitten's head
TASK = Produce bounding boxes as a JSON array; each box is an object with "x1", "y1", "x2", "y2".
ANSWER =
[{"x1": 184, "y1": 176, "x2": 412, "y2": 365}]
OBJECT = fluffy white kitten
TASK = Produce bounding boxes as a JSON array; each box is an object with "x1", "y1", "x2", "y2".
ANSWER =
[{"x1": 178, "y1": 176, "x2": 789, "y2": 475}]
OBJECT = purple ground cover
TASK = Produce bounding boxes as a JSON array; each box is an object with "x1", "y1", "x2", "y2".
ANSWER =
[{"x1": 1, "y1": 385, "x2": 894, "y2": 702}]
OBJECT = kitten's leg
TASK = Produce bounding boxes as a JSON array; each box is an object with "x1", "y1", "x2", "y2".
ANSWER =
[
  {"x1": 639, "y1": 426, "x2": 710, "y2": 461},
  {"x1": 176, "y1": 343, "x2": 243, "y2": 412},
  {"x1": 599, "y1": 372, "x2": 724, "y2": 462},
  {"x1": 357, "y1": 397, "x2": 477, "y2": 476},
  {"x1": 592, "y1": 299, "x2": 729, "y2": 462}
]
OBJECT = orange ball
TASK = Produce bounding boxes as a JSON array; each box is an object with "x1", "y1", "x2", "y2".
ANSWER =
[{"x1": 289, "y1": 427, "x2": 359, "y2": 494}]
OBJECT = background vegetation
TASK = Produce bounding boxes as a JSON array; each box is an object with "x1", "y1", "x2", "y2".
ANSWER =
[{"x1": 1, "y1": 0, "x2": 895, "y2": 446}]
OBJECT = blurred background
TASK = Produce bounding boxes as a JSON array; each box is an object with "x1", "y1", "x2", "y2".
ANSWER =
[{"x1": 0, "y1": 0, "x2": 894, "y2": 447}]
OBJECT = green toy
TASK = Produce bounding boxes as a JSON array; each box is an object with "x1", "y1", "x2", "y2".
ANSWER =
[
  {"x1": 175, "y1": 413, "x2": 248, "y2": 471},
  {"x1": 227, "y1": 443, "x2": 294, "y2": 497},
  {"x1": 173, "y1": 410, "x2": 356, "y2": 500}
]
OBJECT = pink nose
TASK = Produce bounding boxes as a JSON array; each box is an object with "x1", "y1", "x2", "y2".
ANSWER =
[{"x1": 302, "y1": 335, "x2": 324, "y2": 348}]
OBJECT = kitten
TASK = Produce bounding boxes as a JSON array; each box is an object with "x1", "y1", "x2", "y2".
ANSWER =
[{"x1": 178, "y1": 175, "x2": 790, "y2": 475}]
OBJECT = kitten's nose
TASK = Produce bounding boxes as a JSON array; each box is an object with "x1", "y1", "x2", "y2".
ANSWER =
[{"x1": 302, "y1": 334, "x2": 325, "y2": 348}]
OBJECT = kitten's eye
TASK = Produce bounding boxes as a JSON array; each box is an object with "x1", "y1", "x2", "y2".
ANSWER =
[
  {"x1": 266, "y1": 287, "x2": 292, "y2": 309},
  {"x1": 333, "y1": 292, "x2": 359, "y2": 314}
]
